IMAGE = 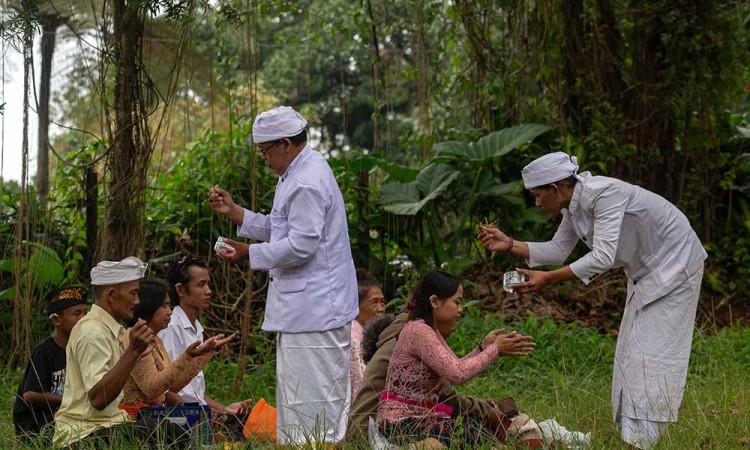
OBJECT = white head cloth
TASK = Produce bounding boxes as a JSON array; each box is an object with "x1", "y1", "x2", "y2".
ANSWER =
[
  {"x1": 252, "y1": 106, "x2": 308, "y2": 143},
  {"x1": 522, "y1": 152, "x2": 581, "y2": 189},
  {"x1": 90, "y1": 256, "x2": 147, "y2": 286}
]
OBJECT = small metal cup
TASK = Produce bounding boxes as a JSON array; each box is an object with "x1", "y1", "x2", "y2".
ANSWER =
[
  {"x1": 214, "y1": 236, "x2": 235, "y2": 253},
  {"x1": 503, "y1": 270, "x2": 526, "y2": 293}
]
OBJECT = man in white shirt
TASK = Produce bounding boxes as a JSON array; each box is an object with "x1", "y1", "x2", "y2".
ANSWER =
[
  {"x1": 208, "y1": 106, "x2": 358, "y2": 446},
  {"x1": 479, "y1": 152, "x2": 707, "y2": 449},
  {"x1": 159, "y1": 255, "x2": 250, "y2": 418}
]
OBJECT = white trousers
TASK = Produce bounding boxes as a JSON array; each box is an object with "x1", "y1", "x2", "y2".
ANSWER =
[{"x1": 276, "y1": 324, "x2": 351, "y2": 445}]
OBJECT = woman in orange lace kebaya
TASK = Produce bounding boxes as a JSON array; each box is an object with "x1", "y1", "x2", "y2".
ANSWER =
[
  {"x1": 376, "y1": 270, "x2": 536, "y2": 448},
  {"x1": 120, "y1": 280, "x2": 233, "y2": 410}
]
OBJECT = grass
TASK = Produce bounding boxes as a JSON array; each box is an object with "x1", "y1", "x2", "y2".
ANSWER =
[{"x1": 1, "y1": 311, "x2": 749, "y2": 449}]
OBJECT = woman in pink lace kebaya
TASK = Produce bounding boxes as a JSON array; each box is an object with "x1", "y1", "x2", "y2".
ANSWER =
[{"x1": 376, "y1": 270, "x2": 536, "y2": 448}]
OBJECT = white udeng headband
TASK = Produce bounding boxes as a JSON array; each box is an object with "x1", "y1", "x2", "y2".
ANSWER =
[
  {"x1": 521, "y1": 152, "x2": 580, "y2": 189},
  {"x1": 252, "y1": 106, "x2": 308, "y2": 143},
  {"x1": 90, "y1": 256, "x2": 147, "y2": 286}
]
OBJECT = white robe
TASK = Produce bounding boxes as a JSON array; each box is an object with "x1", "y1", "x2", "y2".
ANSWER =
[
  {"x1": 526, "y1": 174, "x2": 707, "y2": 424},
  {"x1": 613, "y1": 265, "x2": 703, "y2": 422}
]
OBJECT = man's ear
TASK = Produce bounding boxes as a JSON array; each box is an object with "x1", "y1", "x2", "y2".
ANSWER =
[
  {"x1": 175, "y1": 283, "x2": 186, "y2": 299},
  {"x1": 50, "y1": 314, "x2": 62, "y2": 327},
  {"x1": 105, "y1": 286, "x2": 117, "y2": 304}
]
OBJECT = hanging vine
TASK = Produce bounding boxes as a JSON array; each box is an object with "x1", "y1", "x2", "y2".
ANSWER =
[
  {"x1": 9, "y1": 8, "x2": 34, "y2": 368},
  {"x1": 232, "y1": 0, "x2": 260, "y2": 394}
]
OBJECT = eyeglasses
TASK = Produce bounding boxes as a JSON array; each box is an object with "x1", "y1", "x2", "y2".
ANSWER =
[{"x1": 257, "y1": 140, "x2": 282, "y2": 157}]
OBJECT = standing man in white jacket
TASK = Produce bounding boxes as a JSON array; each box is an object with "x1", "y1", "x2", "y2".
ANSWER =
[
  {"x1": 479, "y1": 152, "x2": 707, "y2": 449},
  {"x1": 208, "y1": 106, "x2": 358, "y2": 446}
]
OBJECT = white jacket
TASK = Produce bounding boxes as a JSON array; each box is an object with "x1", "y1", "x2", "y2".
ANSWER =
[
  {"x1": 527, "y1": 173, "x2": 707, "y2": 309},
  {"x1": 238, "y1": 145, "x2": 358, "y2": 332}
]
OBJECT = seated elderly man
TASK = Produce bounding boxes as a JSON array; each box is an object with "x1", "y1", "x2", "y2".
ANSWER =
[{"x1": 53, "y1": 257, "x2": 188, "y2": 448}]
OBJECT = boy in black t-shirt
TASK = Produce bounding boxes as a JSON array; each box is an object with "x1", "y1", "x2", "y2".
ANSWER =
[{"x1": 13, "y1": 287, "x2": 88, "y2": 444}]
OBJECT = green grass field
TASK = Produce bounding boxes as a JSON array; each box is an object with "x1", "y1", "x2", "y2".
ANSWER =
[{"x1": 2, "y1": 310, "x2": 749, "y2": 449}]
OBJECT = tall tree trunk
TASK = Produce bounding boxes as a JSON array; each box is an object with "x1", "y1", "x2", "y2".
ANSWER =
[
  {"x1": 454, "y1": 0, "x2": 492, "y2": 129},
  {"x1": 232, "y1": 0, "x2": 259, "y2": 395},
  {"x1": 626, "y1": 13, "x2": 675, "y2": 197},
  {"x1": 560, "y1": 0, "x2": 625, "y2": 136},
  {"x1": 10, "y1": 20, "x2": 34, "y2": 368},
  {"x1": 35, "y1": 14, "x2": 67, "y2": 200},
  {"x1": 101, "y1": 0, "x2": 148, "y2": 260},
  {"x1": 85, "y1": 167, "x2": 98, "y2": 273}
]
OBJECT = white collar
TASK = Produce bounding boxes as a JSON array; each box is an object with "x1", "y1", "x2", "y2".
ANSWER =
[
  {"x1": 280, "y1": 145, "x2": 312, "y2": 181},
  {"x1": 172, "y1": 305, "x2": 204, "y2": 335}
]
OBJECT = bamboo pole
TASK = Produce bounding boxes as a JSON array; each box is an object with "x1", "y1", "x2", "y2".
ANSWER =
[{"x1": 232, "y1": 0, "x2": 259, "y2": 394}]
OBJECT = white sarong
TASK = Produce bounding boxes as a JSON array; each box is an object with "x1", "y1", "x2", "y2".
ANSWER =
[
  {"x1": 276, "y1": 324, "x2": 351, "y2": 445},
  {"x1": 612, "y1": 265, "x2": 704, "y2": 426}
]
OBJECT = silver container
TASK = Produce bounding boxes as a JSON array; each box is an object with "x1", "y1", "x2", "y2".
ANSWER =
[
  {"x1": 214, "y1": 236, "x2": 235, "y2": 253},
  {"x1": 503, "y1": 271, "x2": 527, "y2": 293}
]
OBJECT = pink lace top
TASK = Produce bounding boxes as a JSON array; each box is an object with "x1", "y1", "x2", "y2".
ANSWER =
[
  {"x1": 376, "y1": 319, "x2": 498, "y2": 427},
  {"x1": 350, "y1": 319, "x2": 366, "y2": 399}
]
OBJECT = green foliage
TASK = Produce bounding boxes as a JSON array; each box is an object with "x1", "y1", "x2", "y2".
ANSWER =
[
  {"x1": 47, "y1": 142, "x2": 100, "y2": 283},
  {"x1": 378, "y1": 163, "x2": 460, "y2": 215},
  {"x1": 434, "y1": 125, "x2": 553, "y2": 163},
  {"x1": 0, "y1": 242, "x2": 64, "y2": 292},
  {"x1": 376, "y1": 124, "x2": 552, "y2": 271},
  {"x1": 145, "y1": 116, "x2": 277, "y2": 262},
  {"x1": 2, "y1": 0, "x2": 750, "y2": 372}
]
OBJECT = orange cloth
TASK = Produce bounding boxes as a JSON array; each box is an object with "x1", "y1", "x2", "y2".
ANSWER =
[
  {"x1": 242, "y1": 398, "x2": 276, "y2": 443},
  {"x1": 117, "y1": 401, "x2": 150, "y2": 418}
]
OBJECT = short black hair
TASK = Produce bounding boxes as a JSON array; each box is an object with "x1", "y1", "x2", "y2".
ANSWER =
[
  {"x1": 127, "y1": 280, "x2": 168, "y2": 327},
  {"x1": 167, "y1": 255, "x2": 207, "y2": 306},
  {"x1": 287, "y1": 129, "x2": 307, "y2": 146},
  {"x1": 356, "y1": 268, "x2": 382, "y2": 305},
  {"x1": 362, "y1": 314, "x2": 396, "y2": 363},
  {"x1": 91, "y1": 284, "x2": 108, "y2": 299}
]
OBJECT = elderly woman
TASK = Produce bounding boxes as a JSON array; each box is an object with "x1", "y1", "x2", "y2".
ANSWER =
[
  {"x1": 350, "y1": 269, "x2": 386, "y2": 400},
  {"x1": 479, "y1": 152, "x2": 707, "y2": 449},
  {"x1": 121, "y1": 280, "x2": 233, "y2": 409},
  {"x1": 376, "y1": 270, "x2": 536, "y2": 449}
]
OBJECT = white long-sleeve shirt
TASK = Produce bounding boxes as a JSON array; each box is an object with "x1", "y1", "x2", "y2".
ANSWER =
[
  {"x1": 158, "y1": 306, "x2": 206, "y2": 405},
  {"x1": 238, "y1": 145, "x2": 358, "y2": 333},
  {"x1": 527, "y1": 173, "x2": 707, "y2": 309}
]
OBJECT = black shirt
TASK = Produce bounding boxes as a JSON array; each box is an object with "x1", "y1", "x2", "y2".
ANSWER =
[{"x1": 13, "y1": 337, "x2": 67, "y2": 437}]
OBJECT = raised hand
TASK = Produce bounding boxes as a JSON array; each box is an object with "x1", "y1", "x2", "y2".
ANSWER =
[
  {"x1": 207, "y1": 185, "x2": 236, "y2": 216},
  {"x1": 494, "y1": 330, "x2": 535, "y2": 357},
  {"x1": 481, "y1": 328, "x2": 505, "y2": 350},
  {"x1": 216, "y1": 238, "x2": 249, "y2": 264},
  {"x1": 185, "y1": 333, "x2": 237, "y2": 357},
  {"x1": 478, "y1": 225, "x2": 513, "y2": 253},
  {"x1": 211, "y1": 333, "x2": 236, "y2": 348},
  {"x1": 512, "y1": 268, "x2": 551, "y2": 294},
  {"x1": 128, "y1": 319, "x2": 154, "y2": 357}
]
